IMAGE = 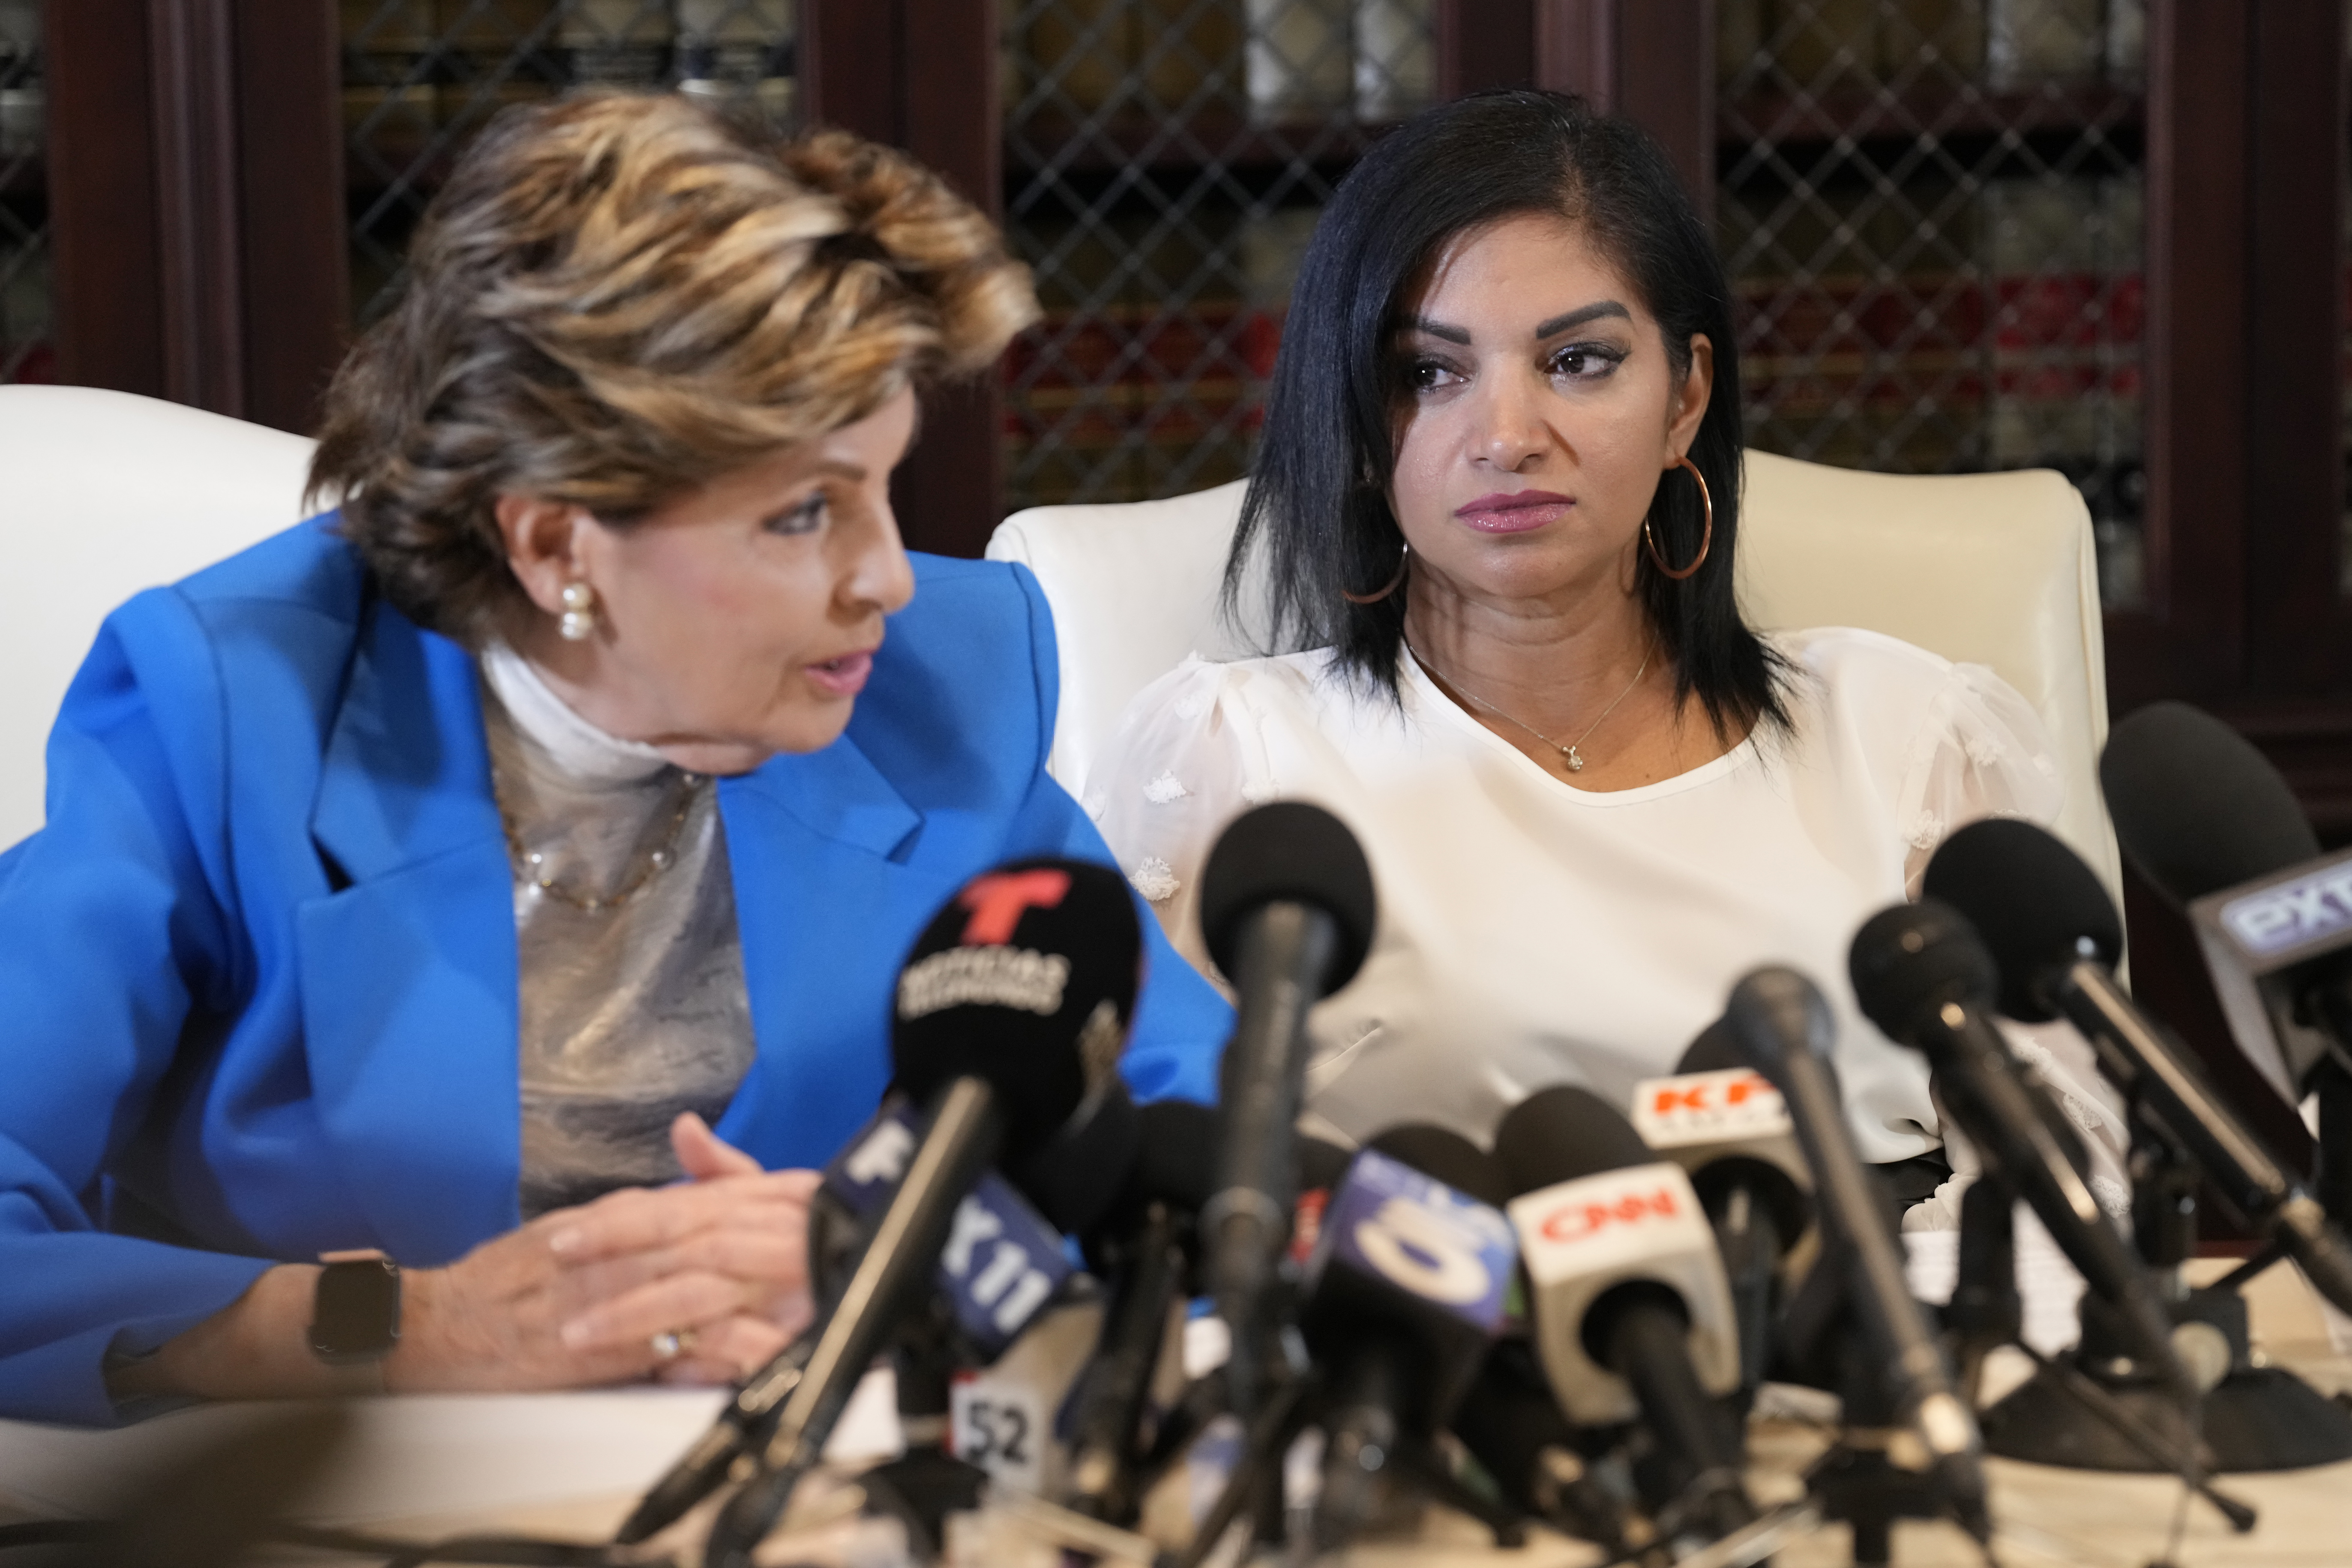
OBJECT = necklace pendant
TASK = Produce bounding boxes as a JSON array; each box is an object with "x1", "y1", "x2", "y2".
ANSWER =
[{"x1": 1563, "y1": 746, "x2": 1585, "y2": 773}]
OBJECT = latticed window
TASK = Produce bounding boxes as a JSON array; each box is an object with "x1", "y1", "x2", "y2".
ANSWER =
[
  {"x1": 342, "y1": 0, "x2": 800, "y2": 326},
  {"x1": 1001, "y1": 0, "x2": 1435, "y2": 510},
  {"x1": 0, "y1": 0, "x2": 49, "y2": 385},
  {"x1": 1719, "y1": 0, "x2": 2146, "y2": 606}
]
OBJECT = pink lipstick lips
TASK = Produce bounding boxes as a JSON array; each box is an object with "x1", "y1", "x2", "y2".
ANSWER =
[
  {"x1": 804, "y1": 650, "x2": 874, "y2": 698},
  {"x1": 1454, "y1": 489, "x2": 1573, "y2": 533}
]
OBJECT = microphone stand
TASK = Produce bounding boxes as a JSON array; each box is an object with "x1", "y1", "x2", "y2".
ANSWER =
[
  {"x1": 853, "y1": 1325, "x2": 989, "y2": 1560},
  {"x1": 1977, "y1": 1102, "x2": 2349, "y2": 1481},
  {"x1": 1804, "y1": 1280, "x2": 1961, "y2": 1568},
  {"x1": 1167, "y1": 1367, "x2": 1532, "y2": 1565},
  {"x1": 1773, "y1": 1236, "x2": 1986, "y2": 1568},
  {"x1": 1942, "y1": 1160, "x2": 2253, "y2": 1529},
  {"x1": 2313, "y1": 1059, "x2": 2352, "y2": 1231},
  {"x1": 1170, "y1": 1376, "x2": 1310, "y2": 1568}
]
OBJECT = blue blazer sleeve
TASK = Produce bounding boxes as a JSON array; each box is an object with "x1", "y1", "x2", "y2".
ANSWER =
[
  {"x1": 0, "y1": 592, "x2": 280, "y2": 1424},
  {"x1": 0, "y1": 536, "x2": 1233, "y2": 1426},
  {"x1": 998, "y1": 561, "x2": 1229, "y2": 1108}
]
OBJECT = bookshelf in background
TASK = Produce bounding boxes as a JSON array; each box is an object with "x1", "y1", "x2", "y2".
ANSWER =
[
  {"x1": 0, "y1": 0, "x2": 48, "y2": 385},
  {"x1": 340, "y1": 0, "x2": 798, "y2": 326},
  {"x1": 1717, "y1": 0, "x2": 2147, "y2": 607},
  {"x1": 1000, "y1": 0, "x2": 1431, "y2": 510}
]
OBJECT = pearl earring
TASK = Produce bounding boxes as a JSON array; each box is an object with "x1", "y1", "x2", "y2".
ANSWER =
[{"x1": 557, "y1": 581, "x2": 598, "y2": 642}]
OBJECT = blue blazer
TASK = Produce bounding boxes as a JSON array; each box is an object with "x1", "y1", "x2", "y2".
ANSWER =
[{"x1": 0, "y1": 516, "x2": 1231, "y2": 1424}]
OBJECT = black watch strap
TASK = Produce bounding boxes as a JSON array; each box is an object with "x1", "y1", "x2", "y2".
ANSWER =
[{"x1": 310, "y1": 1251, "x2": 401, "y2": 1371}]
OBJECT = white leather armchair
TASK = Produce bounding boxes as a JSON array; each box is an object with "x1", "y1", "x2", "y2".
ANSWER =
[
  {"x1": 986, "y1": 449, "x2": 2124, "y2": 907},
  {"x1": 0, "y1": 387, "x2": 319, "y2": 848}
]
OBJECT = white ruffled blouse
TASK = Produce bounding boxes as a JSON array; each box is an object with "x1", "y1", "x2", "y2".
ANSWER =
[{"x1": 1089, "y1": 626, "x2": 2081, "y2": 1166}]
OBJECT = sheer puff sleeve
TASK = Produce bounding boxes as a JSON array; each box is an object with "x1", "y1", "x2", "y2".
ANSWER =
[
  {"x1": 1086, "y1": 654, "x2": 1272, "y2": 990},
  {"x1": 1795, "y1": 629, "x2": 2124, "y2": 1226},
  {"x1": 1797, "y1": 630, "x2": 2060, "y2": 893}
]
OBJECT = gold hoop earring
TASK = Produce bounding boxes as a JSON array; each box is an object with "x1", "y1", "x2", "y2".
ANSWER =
[
  {"x1": 1341, "y1": 540, "x2": 1411, "y2": 605},
  {"x1": 1643, "y1": 454, "x2": 1713, "y2": 581}
]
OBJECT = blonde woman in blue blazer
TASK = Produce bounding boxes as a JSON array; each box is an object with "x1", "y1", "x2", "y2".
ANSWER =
[{"x1": 0, "y1": 98, "x2": 1228, "y2": 1424}]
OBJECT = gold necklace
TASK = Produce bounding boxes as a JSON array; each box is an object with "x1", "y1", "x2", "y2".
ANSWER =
[
  {"x1": 1412, "y1": 637, "x2": 1654, "y2": 774},
  {"x1": 500, "y1": 770, "x2": 709, "y2": 913}
]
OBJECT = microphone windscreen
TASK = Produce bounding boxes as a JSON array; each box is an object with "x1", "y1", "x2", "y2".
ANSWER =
[
  {"x1": 1127, "y1": 1098, "x2": 1220, "y2": 1212},
  {"x1": 1367, "y1": 1123, "x2": 1511, "y2": 1208},
  {"x1": 1849, "y1": 899, "x2": 2000, "y2": 1044},
  {"x1": 1296, "y1": 1133, "x2": 1355, "y2": 1193},
  {"x1": 2102, "y1": 700, "x2": 2319, "y2": 904},
  {"x1": 1198, "y1": 801, "x2": 1378, "y2": 991},
  {"x1": 1922, "y1": 819, "x2": 2122, "y2": 1022},
  {"x1": 892, "y1": 857, "x2": 1141, "y2": 1161},
  {"x1": 1493, "y1": 1085, "x2": 1655, "y2": 1196},
  {"x1": 1675, "y1": 1018, "x2": 1747, "y2": 1075}
]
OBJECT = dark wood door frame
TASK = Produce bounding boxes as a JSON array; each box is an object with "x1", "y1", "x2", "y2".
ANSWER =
[
  {"x1": 2240, "y1": 0, "x2": 2348, "y2": 698},
  {"x1": 147, "y1": 0, "x2": 245, "y2": 416},
  {"x1": 1438, "y1": 0, "x2": 1538, "y2": 97},
  {"x1": 47, "y1": 0, "x2": 345, "y2": 435},
  {"x1": 803, "y1": 0, "x2": 1004, "y2": 560},
  {"x1": 45, "y1": 0, "x2": 168, "y2": 401},
  {"x1": 2112, "y1": 0, "x2": 2253, "y2": 711},
  {"x1": 1534, "y1": 0, "x2": 1711, "y2": 210},
  {"x1": 231, "y1": 0, "x2": 347, "y2": 436}
]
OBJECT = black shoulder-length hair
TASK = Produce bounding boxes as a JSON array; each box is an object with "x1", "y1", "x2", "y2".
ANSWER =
[{"x1": 1229, "y1": 88, "x2": 1789, "y2": 742}]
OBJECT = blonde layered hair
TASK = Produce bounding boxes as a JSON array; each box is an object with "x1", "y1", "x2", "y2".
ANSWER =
[{"x1": 310, "y1": 93, "x2": 1038, "y2": 646}]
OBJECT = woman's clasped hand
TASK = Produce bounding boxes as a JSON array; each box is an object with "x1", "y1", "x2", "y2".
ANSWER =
[{"x1": 410, "y1": 1115, "x2": 821, "y2": 1390}]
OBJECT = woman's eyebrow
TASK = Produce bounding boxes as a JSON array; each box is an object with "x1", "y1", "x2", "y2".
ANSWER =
[
  {"x1": 1400, "y1": 300, "x2": 1634, "y2": 346},
  {"x1": 1534, "y1": 300, "x2": 1632, "y2": 337}
]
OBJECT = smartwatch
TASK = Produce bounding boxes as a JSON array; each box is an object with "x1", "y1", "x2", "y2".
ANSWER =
[{"x1": 309, "y1": 1250, "x2": 401, "y2": 1371}]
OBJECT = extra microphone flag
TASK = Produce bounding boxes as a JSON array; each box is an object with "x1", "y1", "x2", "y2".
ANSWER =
[
  {"x1": 821, "y1": 1104, "x2": 1073, "y2": 1359},
  {"x1": 1628, "y1": 1064, "x2": 1812, "y2": 1248},
  {"x1": 2103, "y1": 699, "x2": 2352, "y2": 1101},
  {"x1": 2187, "y1": 853, "x2": 2352, "y2": 1103}
]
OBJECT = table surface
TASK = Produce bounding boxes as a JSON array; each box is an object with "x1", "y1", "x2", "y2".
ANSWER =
[{"x1": 6, "y1": 1260, "x2": 2348, "y2": 1566}]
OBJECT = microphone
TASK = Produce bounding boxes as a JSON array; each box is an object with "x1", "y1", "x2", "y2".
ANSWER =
[
  {"x1": 1494, "y1": 1085, "x2": 1755, "y2": 1542},
  {"x1": 1719, "y1": 966, "x2": 1989, "y2": 1543},
  {"x1": 1630, "y1": 1032, "x2": 1815, "y2": 1395},
  {"x1": 2102, "y1": 700, "x2": 2324, "y2": 907},
  {"x1": 617, "y1": 1097, "x2": 1074, "y2": 1545},
  {"x1": 2103, "y1": 699, "x2": 2352, "y2": 1106},
  {"x1": 1196, "y1": 801, "x2": 1378, "y2": 1412},
  {"x1": 1063, "y1": 1098, "x2": 1218, "y2": 1522},
  {"x1": 1446, "y1": 1344, "x2": 1632, "y2": 1554},
  {"x1": 1100, "y1": 1128, "x2": 1363, "y2": 1522},
  {"x1": 1300, "y1": 1124, "x2": 1518, "y2": 1552},
  {"x1": 702, "y1": 858, "x2": 1147, "y2": 1568},
  {"x1": 1925, "y1": 817, "x2": 2352, "y2": 1315},
  {"x1": 1848, "y1": 899, "x2": 2197, "y2": 1403},
  {"x1": 827, "y1": 1103, "x2": 1077, "y2": 1355}
]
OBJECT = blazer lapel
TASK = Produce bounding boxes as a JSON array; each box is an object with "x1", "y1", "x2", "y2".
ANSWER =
[
  {"x1": 715, "y1": 738, "x2": 959, "y2": 1170},
  {"x1": 295, "y1": 607, "x2": 956, "y2": 1244},
  {"x1": 297, "y1": 601, "x2": 521, "y2": 1265}
]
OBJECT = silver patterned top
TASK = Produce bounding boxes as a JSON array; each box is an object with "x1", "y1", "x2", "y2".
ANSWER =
[{"x1": 479, "y1": 645, "x2": 758, "y2": 1220}]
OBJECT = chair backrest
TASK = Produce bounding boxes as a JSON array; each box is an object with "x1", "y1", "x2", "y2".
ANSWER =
[
  {"x1": 986, "y1": 449, "x2": 2124, "y2": 907},
  {"x1": 0, "y1": 387, "x2": 319, "y2": 848}
]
